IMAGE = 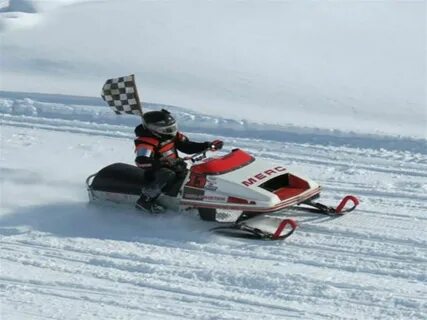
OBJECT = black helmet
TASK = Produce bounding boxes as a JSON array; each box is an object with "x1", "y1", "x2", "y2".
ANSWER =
[{"x1": 143, "y1": 109, "x2": 177, "y2": 137}]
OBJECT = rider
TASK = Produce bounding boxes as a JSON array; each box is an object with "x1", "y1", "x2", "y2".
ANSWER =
[{"x1": 134, "y1": 109, "x2": 223, "y2": 213}]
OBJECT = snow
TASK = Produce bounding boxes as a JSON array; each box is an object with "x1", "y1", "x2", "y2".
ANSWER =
[
  {"x1": 1, "y1": 1, "x2": 427, "y2": 319},
  {"x1": 1, "y1": 93, "x2": 427, "y2": 319},
  {"x1": 0, "y1": 0, "x2": 426, "y2": 137}
]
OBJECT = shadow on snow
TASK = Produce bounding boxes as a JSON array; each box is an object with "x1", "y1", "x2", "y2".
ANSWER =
[{"x1": 0, "y1": 202, "x2": 217, "y2": 244}]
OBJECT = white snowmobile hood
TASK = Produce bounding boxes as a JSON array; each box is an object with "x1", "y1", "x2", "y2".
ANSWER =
[{"x1": 209, "y1": 157, "x2": 288, "y2": 204}]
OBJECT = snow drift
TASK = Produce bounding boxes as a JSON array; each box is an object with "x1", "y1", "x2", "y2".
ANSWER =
[{"x1": 0, "y1": 0, "x2": 425, "y2": 137}]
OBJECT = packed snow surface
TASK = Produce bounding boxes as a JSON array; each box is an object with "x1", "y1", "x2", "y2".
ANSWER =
[
  {"x1": 1, "y1": 92, "x2": 427, "y2": 319},
  {"x1": 1, "y1": 0, "x2": 426, "y2": 319}
]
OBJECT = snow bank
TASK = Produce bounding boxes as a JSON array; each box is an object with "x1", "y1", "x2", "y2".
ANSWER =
[
  {"x1": 0, "y1": 0, "x2": 99, "y2": 31},
  {"x1": 0, "y1": 0, "x2": 40, "y2": 31},
  {"x1": 0, "y1": 1, "x2": 425, "y2": 138},
  {"x1": 1, "y1": 91, "x2": 426, "y2": 155},
  {"x1": 0, "y1": 0, "x2": 36, "y2": 13}
]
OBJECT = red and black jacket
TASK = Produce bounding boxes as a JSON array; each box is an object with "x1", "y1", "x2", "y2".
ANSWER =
[{"x1": 134, "y1": 124, "x2": 209, "y2": 169}]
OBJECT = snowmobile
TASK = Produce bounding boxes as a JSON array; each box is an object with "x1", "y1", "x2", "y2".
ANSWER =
[{"x1": 86, "y1": 148, "x2": 359, "y2": 240}]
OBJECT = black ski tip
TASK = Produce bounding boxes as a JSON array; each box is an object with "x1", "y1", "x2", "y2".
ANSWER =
[
  {"x1": 210, "y1": 224, "x2": 294, "y2": 241},
  {"x1": 211, "y1": 227, "x2": 265, "y2": 240}
]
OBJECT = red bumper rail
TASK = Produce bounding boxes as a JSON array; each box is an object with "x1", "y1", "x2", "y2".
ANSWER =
[
  {"x1": 272, "y1": 219, "x2": 298, "y2": 240},
  {"x1": 335, "y1": 195, "x2": 360, "y2": 214}
]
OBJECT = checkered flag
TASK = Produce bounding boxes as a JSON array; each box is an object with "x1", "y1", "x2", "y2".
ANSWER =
[{"x1": 101, "y1": 74, "x2": 143, "y2": 116}]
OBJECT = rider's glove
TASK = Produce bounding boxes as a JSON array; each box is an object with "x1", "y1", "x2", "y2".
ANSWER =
[{"x1": 209, "y1": 140, "x2": 223, "y2": 151}]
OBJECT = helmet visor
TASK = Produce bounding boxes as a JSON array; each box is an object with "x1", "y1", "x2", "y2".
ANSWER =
[{"x1": 147, "y1": 122, "x2": 177, "y2": 137}]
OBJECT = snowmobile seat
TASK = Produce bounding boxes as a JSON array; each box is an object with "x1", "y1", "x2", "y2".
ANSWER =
[{"x1": 90, "y1": 163, "x2": 146, "y2": 195}]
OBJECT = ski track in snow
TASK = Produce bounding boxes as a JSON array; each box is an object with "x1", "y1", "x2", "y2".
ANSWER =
[{"x1": 1, "y1": 93, "x2": 427, "y2": 319}]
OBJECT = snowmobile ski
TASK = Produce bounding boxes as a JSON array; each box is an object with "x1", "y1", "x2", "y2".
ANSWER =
[
  {"x1": 210, "y1": 195, "x2": 358, "y2": 240},
  {"x1": 211, "y1": 218, "x2": 298, "y2": 241},
  {"x1": 295, "y1": 195, "x2": 359, "y2": 216}
]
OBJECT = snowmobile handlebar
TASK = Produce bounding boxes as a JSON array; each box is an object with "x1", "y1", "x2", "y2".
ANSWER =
[
  {"x1": 183, "y1": 142, "x2": 224, "y2": 163},
  {"x1": 183, "y1": 151, "x2": 208, "y2": 163}
]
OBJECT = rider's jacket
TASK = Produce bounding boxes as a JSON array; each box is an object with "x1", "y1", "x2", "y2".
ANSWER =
[{"x1": 134, "y1": 124, "x2": 209, "y2": 169}]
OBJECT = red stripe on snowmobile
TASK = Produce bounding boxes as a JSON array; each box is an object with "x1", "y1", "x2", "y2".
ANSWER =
[
  {"x1": 335, "y1": 195, "x2": 360, "y2": 214},
  {"x1": 181, "y1": 187, "x2": 321, "y2": 212},
  {"x1": 191, "y1": 149, "x2": 255, "y2": 175},
  {"x1": 272, "y1": 219, "x2": 298, "y2": 240},
  {"x1": 227, "y1": 196, "x2": 256, "y2": 204}
]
